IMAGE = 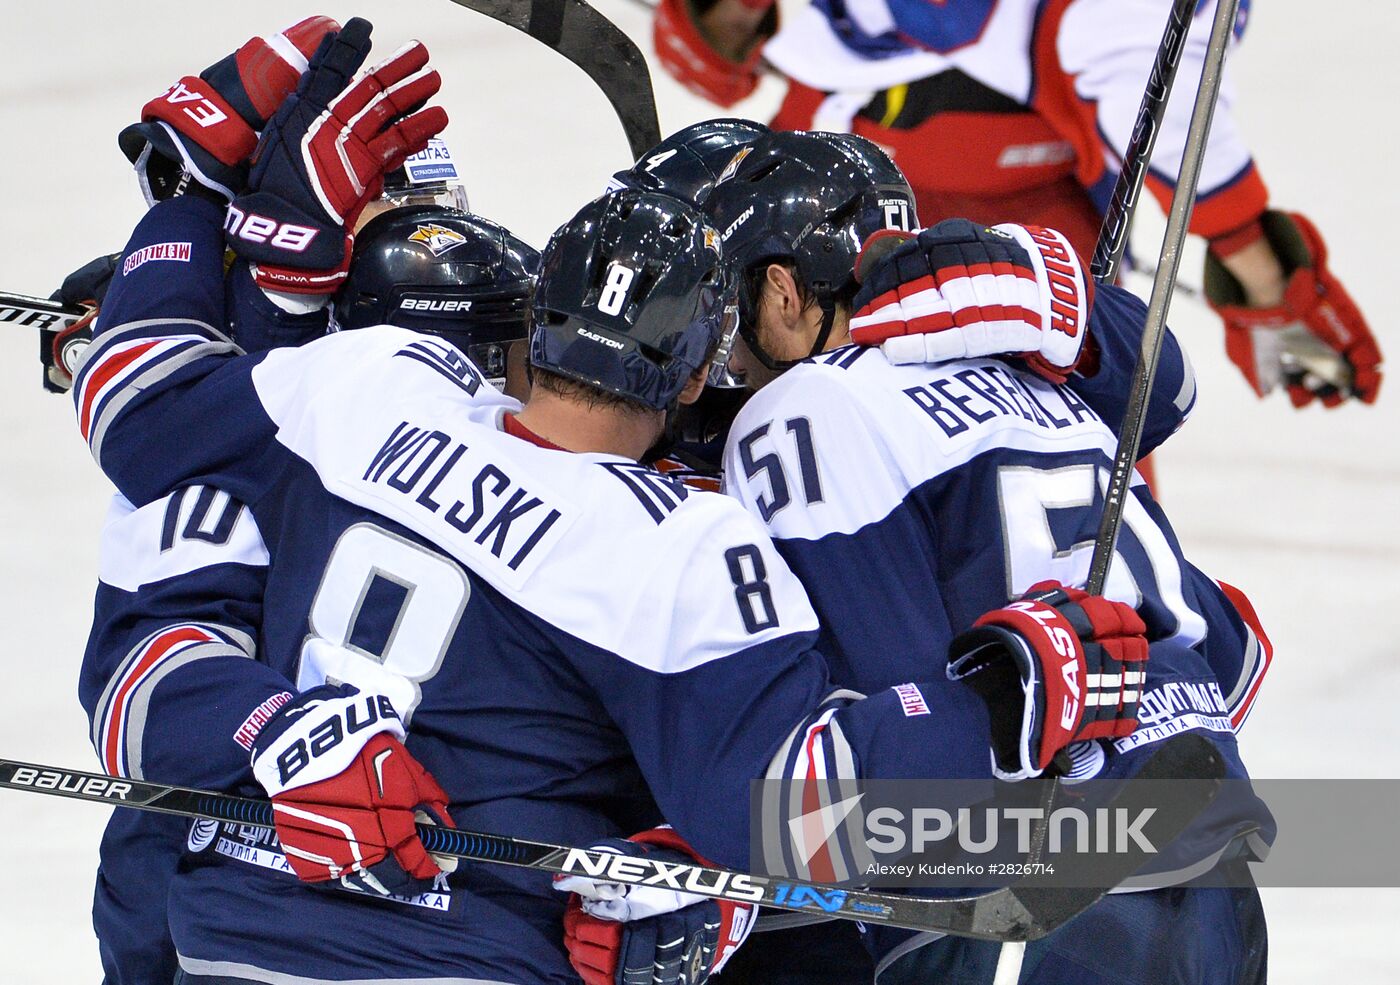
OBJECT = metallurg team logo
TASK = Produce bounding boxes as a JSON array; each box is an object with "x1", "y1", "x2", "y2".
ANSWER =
[
  {"x1": 715, "y1": 146, "x2": 753, "y2": 186},
  {"x1": 703, "y1": 226, "x2": 721, "y2": 256},
  {"x1": 408, "y1": 223, "x2": 469, "y2": 257}
]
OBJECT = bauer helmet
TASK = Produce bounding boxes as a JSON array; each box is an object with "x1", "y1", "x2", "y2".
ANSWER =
[
  {"x1": 333, "y1": 205, "x2": 539, "y2": 386},
  {"x1": 608, "y1": 118, "x2": 771, "y2": 208},
  {"x1": 531, "y1": 190, "x2": 730, "y2": 411},
  {"x1": 706, "y1": 130, "x2": 917, "y2": 371}
]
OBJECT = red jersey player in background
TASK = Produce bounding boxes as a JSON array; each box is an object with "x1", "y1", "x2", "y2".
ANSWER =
[{"x1": 653, "y1": 0, "x2": 1382, "y2": 411}]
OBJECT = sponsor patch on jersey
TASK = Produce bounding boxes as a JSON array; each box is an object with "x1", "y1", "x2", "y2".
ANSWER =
[
  {"x1": 187, "y1": 818, "x2": 220, "y2": 852},
  {"x1": 892, "y1": 682, "x2": 930, "y2": 717},
  {"x1": 209, "y1": 825, "x2": 452, "y2": 910},
  {"x1": 1114, "y1": 680, "x2": 1233, "y2": 752},
  {"x1": 408, "y1": 223, "x2": 469, "y2": 257},
  {"x1": 122, "y1": 241, "x2": 192, "y2": 275}
]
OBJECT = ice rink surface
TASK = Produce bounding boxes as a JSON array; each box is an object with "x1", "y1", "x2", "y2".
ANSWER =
[{"x1": 1, "y1": 1, "x2": 1396, "y2": 980}]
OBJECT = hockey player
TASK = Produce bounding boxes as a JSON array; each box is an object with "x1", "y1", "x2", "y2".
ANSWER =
[
  {"x1": 74, "y1": 24, "x2": 539, "y2": 978},
  {"x1": 68, "y1": 19, "x2": 1263, "y2": 983},
  {"x1": 654, "y1": 0, "x2": 1381, "y2": 409},
  {"x1": 701, "y1": 128, "x2": 1270, "y2": 981},
  {"x1": 77, "y1": 203, "x2": 540, "y2": 985},
  {"x1": 608, "y1": 119, "x2": 771, "y2": 493}
]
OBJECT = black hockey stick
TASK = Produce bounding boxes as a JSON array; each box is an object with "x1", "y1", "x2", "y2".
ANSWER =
[
  {"x1": 1085, "y1": 0, "x2": 1241, "y2": 595},
  {"x1": 1088, "y1": 0, "x2": 1199, "y2": 285},
  {"x1": 988, "y1": 7, "x2": 1242, "y2": 977},
  {"x1": 0, "y1": 291, "x2": 84, "y2": 333},
  {"x1": 445, "y1": 0, "x2": 661, "y2": 160},
  {"x1": 0, "y1": 733, "x2": 1223, "y2": 942}
]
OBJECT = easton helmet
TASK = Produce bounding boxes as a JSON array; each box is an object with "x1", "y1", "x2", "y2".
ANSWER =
[
  {"x1": 609, "y1": 118, "x2": 771, "y2": 208},
  {"x1": 531, "y1": 190, "x2": 729, "y2": 411},
  {"x1": 333, "y1": 205, "x2": 539, "y2": 386},
  {"x1": 706, "y1": 130, "x2": 917, "y2": 371}
]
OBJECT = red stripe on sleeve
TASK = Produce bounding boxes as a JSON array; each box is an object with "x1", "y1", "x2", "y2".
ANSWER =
[
  {"x1": 103, "y1": 626, "x2": 214, "y2": 775},
  {"x1": 79, "y1": 341, "x2": 161, "y2": 442}
]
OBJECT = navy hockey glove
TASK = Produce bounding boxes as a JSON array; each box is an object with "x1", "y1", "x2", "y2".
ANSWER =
[
  {"x1": 948, "y1": 581, "x2": 1148, "y2": 781},
  {"x1": 118, "y1": 17, "x2": 341, "y2": 205},
  {"x1": 851, "y1": 220, "x2": 1095, "y2": 383},
  {"x1": 555, "y1": 827, "x2": 755, "y2": 985},
  {"x1": 42, "y1": 253, "x2": 119, "y2": 392},
  {"x1": 250, "y1": 683, "x2": 456, "y2": 896},
  {"x1": 227, "y1": 18, "x2": 449, "y2": 294}
]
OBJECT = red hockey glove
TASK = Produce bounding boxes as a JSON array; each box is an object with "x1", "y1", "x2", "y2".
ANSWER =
[
  {"x1": 851, "y1": 220, "x2": 1096, "y2": 384},
  {"x1": 555, "y1": 827, "x2": 755, "y2": 985},
  {"x1": 1205, "y1": 210, "x2": 1382, "y2": 407},
  {"x1": 947, "y1": 581, "x2": 1148, "y2": 781},
  {"x1": 228, "y1": 17, "x2": 448, "y2": 294},
  {"x1": 119, "y1": 17, "x2": 341, "y2": 205},
  {"x1": 250, "y1": 683, "x2": 455, "y2": 897},
  {"x1": 654, "y1": 0, "x2": 773, "y2": 107}
]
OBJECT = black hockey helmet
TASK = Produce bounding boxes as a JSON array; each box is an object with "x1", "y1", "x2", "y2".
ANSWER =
[
  {"x1": 706, "y1": 130, "x2": 917, "y2": 371},
  {"x1": 531, "y1": 189, "x2": 729, "y2": 412},
  {"x1": 609, "y1": 118, "x2": 771, "y2": 208},
  {"x1": 333, "y1": 205, "x2": 539, "y2": 385}
]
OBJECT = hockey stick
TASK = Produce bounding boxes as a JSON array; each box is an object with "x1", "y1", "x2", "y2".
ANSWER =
[
  {"x1": 444, "y1": 0, "x2": 662, "y2": 160},
  {"x1": 1088, "y1": 0, "x2": 1200, "y2": 284},
  {"x1": 0, "y1": 291, "x2": 84, "y2": 333},
  {"x1": 0, "y1": 733, "x2": 1223, "y2": 942},
  {"x1": 1086, "y1": 0, "x2": 1242, "y2": 594},
  {"x1": 990, "y1": 5, "x2": 1244, "y2": 976}
]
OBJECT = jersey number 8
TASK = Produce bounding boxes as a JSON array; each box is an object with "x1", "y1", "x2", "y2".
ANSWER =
[{"x1": 300, "y1": 523, "x2": 470, "y2": 717}]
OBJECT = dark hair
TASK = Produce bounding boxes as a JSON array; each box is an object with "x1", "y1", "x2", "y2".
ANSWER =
[{"x1": 530, "y1": 367, "x2": 656, "y2": 416}]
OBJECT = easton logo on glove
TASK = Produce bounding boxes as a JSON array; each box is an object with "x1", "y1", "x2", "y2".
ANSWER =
[
  {"x1": 119, "y1": 17, "x2": 341, "y2": 205},
  {"x1": 948, "y1": 581, "x2": 1148, "y2": 780},
  {"x1": 1000, "y1": 599, "x2": 1084, "y2": 731}
]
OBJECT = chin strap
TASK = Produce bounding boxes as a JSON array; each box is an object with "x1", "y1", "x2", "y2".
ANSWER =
[{"x1": 739, "y1": 295, "x2": 839, "y2": 373}]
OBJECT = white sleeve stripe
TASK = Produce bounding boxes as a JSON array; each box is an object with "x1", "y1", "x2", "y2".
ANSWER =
[
  {"x1": 79, "y1": 337, "x2": 207, "y2": 442},
  {"x1": 760, "y1": 695, "x2": 869, "y2": 883},
  {"x1": 1226, "y1": 625, "x2": 1271, "y2": 731},
  {"x1": 75, "y1": 335, "x2": 196, "y2": 416}
]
